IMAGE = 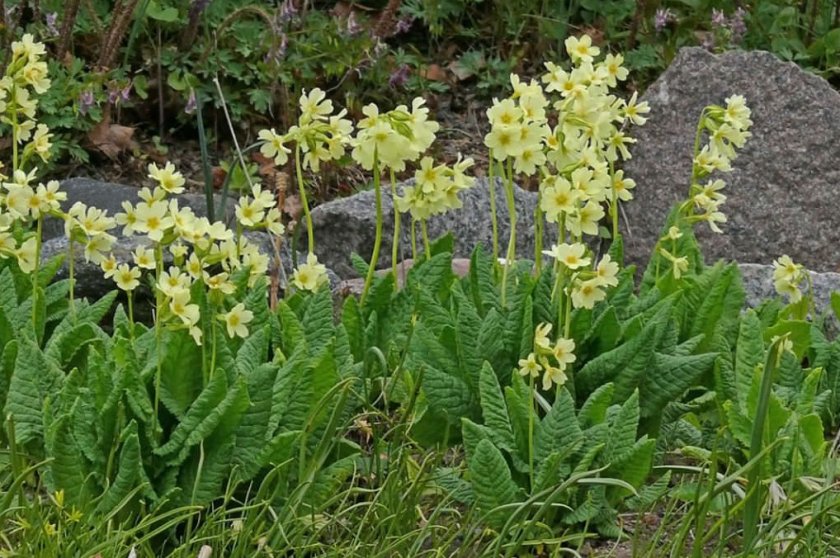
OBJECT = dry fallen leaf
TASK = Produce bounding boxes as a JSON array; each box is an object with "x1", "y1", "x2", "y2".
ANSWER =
[
  {"x1": 86, "y1": 121, "x2": 137, "y2": 159},
  {"x1": 283, "y1": 194, "x2": 302, "y2": 221},
  {"x1": 420, "y1": 63, "x2": 447, "y2": 82}
]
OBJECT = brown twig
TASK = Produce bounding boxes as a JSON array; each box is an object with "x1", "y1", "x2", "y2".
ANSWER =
[
  {"x1": 83, "y1": 0, "x2": 103, "y2": 34},
  {"x1": 56, "y1": 0, "x2": 81, "y2": 60},
  {"x1": 98, "y1": 0, "x2": 140, "y2": 70},
  {"x1": 627, "y1": 0, "x2": 648, "y2": 50},
  {"x1": 372, "y1": 0, "x2": 401, "y2": 39}
]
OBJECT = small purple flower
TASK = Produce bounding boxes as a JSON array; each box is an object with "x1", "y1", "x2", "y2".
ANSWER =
[
  {"x1": 394, "y1": 16, "x2": 414, "y2": 34},
  {"x1": 265, "y1": 32, "x2": 288, "y2": 64},
  {"x1": 79, "y1": 90, "x2": 95, "y2": 115},
  {"x1": 346, "y1": 12, "x2": 362, "y2": 35},
  {"x1": 711, "y1": 9, "x2": 727, "y2": 29},
  {"x1": 730, "y1": 7, "x2": 747, "y2": 43},
  {"x1": 121, "y1": 84, "x2": 132, "y2": 102},
  {"x1": 279, "y1": 0, "x2": 298, "y2": 23},
  {"x1": 185, "y1": 89, "x2": 197, "y2": 115},
  {"x1": 654, "y1": 8, "x2": 674, "y2": 33},
  {"x1": 188, "y1": 0, "x2": 211, "y2": 18},
  {"x1": 389, "y1": 64, "x2": 410, "y2": 89},
  {"x1": 45, "y1": 12, "x2": 59, "y2": 37}
]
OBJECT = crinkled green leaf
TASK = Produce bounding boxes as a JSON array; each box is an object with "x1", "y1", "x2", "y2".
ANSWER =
[{"x1": 469, "y1": 439, "x2": 521, "y2": 527}]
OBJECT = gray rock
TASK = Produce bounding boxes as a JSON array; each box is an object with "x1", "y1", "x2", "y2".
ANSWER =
[
  {"x1": 311, "y1": 177, "x2": 557, "y2": 278},
  {"x1": 622, "y1": 47, "x2": 840, "y2": 273}
]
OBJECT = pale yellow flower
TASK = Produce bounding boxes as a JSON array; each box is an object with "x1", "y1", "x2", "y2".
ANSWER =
[{"x1": 221, "y1": 303, "x2": 254, "y2": 338}]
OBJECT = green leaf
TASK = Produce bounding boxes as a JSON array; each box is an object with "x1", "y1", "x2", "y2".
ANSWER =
[
  {"x1": 303, "y1": 288, "x2": 335, "y2": 353},
  {"x1": 604, "y1": 391, "x2": 640, "y2": 465},
  {"x1": 5, "y1": 337, "x2": 64, "y2": 447},
  {"x1": 536, "y1": 389, "x2": 583, "y2": 464},
  {"x1": 341, "y1": 296, "x2": 363, "y2": 362},
  {"x1": 154, "y1": 371, "x2": 230, "y2": 464},
  {"x1": 735, "y1": 310, "x2": 765, "y2": 410},
  {"x1": 577, "y1": 299, "x2": 670, "y2": 401},
  {"x1": 478, "y1": 362, "x2": 514, "y2": 450},
  {"x1": 146, "y1": 0, "x2": 179, "y2": 22},
  {"x1": 578, "y1": 383, "x2": 614, "y2": 429},
  {"x1": 469, "y1": 245, "x2": 500, "y2": 314},
  {"x1": 44, "y1": 412, "x2": 92, "y2": 505},
  {"x1": 277, "y1": 300, "x2": 306, "y2": 354},
  {"x1": 639, "y1": 352, "x2": 717, "y2": 419},
  {"x1": 764, "y1": 320, "x2": 811, "y2": 361},
  {"x1": 233, "y1": 363, "x2": 277, "y2": 482},
  {"x1": 236, "y1": 325, "x2": 269, "y2": 377},
  {"x1": 469, "y1": 439, "x2": 522, "y2": 527},
  {"x1": 94, "y1": 422, "x2": 142, "y2": 514},
  {"x1": 158, "y1": 329, "x2": 204, "y2": 419},
  {"x1": 688, "y1": 263, "x2": 744, "y2": 353}
]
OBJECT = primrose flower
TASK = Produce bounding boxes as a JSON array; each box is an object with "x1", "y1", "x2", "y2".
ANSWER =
[
  {"x1": 258, "y1": 128, "x2": 291, "y2": 166},
  {"x1": 543, "y1": 242, "x2": 590, "y2": 270},
  {"x1": 15, "y1": 237, "x2": 37, "y2": 273},
  {"x1": 293, "y1": 253, "x2": 328, "y2": 292},
  {"x1": 594, "y1": 255, "x2": 619, "y2": 287},
  {"x1": 534, "y1": 322, "x2": 553, "y2": 351},
  {"x1": 773, "y1": 255, "x2": 803, "y2": 285},
  {"x1": 518, "y1": 353, "x2": 542, "y2": 379},
  {"x1": 299, "y1": 88, "x2": 333, "y2": 124},
  {"x1": 100, "y1": 254, "x2": 118, "y2": 278},
  {"x1": 169, "y1": 289, "x2": 200, "y2": 327},
  {"x1": 159, "y1": 266, "x2": 191, "y2": 297},
  {"x1": 132, "y1": 246, "x2": 156, "y2": 270},
  {"x1": 134, "y1": 200, "x2": 173, "y2": 242},
  {"x1": 571, "y1": 278, "x2": 606, "y2": 309},
  {"x1": 541, "y1": 363, "x2": 568, "y2": 391},
  {"x1": 148, "y1": 162, "x2": 185, "y2": 195},
  {"x1": 221, "y1": 303, "x2": 254, "y2": 338},
  {"x1": 114, "y1": 264, "x2": 141, "y2": 291},
  {"x1": 565, "y1": 35, "x2": 599, "y2": 63}
]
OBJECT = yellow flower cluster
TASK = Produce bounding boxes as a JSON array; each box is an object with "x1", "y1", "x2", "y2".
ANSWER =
[
  {"x1": 686, "y1": 95, "x2": 752, "y2": 233},
  {"x1": 543, "y1": 242, "x2": 619, "y2": 309},
  {"x1": 394, "y1": 155, "x2": 475, "y2": 220},
  {"x1": 772, "y1": 255, "x2": 806, "y2": 303},
  {"x1": 97, "y1": 164, "x2": 284, "y2": 342},
  {"x1": 483, "y1": 35, "x2": 649, "y2": 242},
  {"x1": 518, "y1": 323, "x2": 576, "y2": 391},
  {"x1": 0, "y1": 34, "x2": 62, "y2": 273},
  {"x1": 259, "y1": 88, "x2": 354, "y2": 172},
  {"x1": 350, "y1": 97, "x2": 439, "y2": 171}
]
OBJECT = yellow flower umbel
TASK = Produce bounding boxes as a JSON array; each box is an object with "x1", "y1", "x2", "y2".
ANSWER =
[{"x1": 772, "y1": 255, "x2": 806, "y2": 304}]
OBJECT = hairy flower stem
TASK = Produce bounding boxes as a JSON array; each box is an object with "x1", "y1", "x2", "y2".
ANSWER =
[
  {"x1": 500, "y1": 159, "x2": 517, "y2": 307},
  {"x1": 10, "y1": 86, "x2": 18, "y2": 171},
  {"x1": 68, "y1": 240, "x2": 76, "y2": 321},
  {"x1": 152, "y1": 242, "x2": 164, "y2": 440},
  {"x1": 295, "y1": 144, "x2": 315, "y2": 254},
  {"x1": 528, "y1": 373, "x2": 535, "y2": 491},
  {"x1": 31, "y1": 217, "x2": 42, "y2": 333},
  {"x1": 609, "y1": 161, "x2": 619, "y2": 239},
  {"x1": 389, "y1": 168, "x2": 400, "y2": 287},
  {"x1": 488, "y1": 150, "x2": 499, "y2": 264},
  {"x1": 410, "y1": 218, "x2": 417, "y2": 262},
  {"x1": 421, "y1": 220, "x2": 431, "y2": 260},
  {"x1": 361, "y1": 155, "x2": 383, "y2": 306},
  {"x1": 127, "y1": 291, "x2": 135, "y2": 340},
  {"x1": 534, "y1": 190, "x2": 543, "y2": 273}
]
